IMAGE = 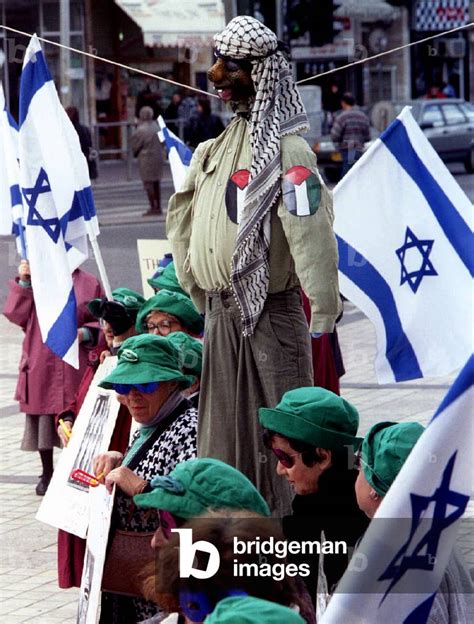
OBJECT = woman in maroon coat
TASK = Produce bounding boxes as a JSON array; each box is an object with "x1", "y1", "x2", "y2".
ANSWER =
[{"x1": 3, "y1": 260, "x2": 103, "y2": 495}]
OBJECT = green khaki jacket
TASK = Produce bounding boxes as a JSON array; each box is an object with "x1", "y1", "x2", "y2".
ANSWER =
[{"x1": 166, "y1": 116, "x2": 341, "y2": 333}]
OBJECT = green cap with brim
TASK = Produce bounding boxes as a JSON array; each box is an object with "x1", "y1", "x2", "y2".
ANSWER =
[
  {"x1": 362, "y1": 421, "x2": 425, "y2": 496},
  {"x1": 205, "y1": 596, "x2": 305, "y2": 624},
  {"x1": 259, "y1": 387, "x2": 361, "y2": 451},
  {"x1": 88, "y1": 288, "x2": 145, "y2": 319},
  {"x1": 135, "y1": 289, "x2": 204, "y2": 335},
  {"x1": 166, "y1": 332, "x2": 203, "y2": 378},
  {"x1": 98, "y1": 334, "x2": 195, "y2": 389},
  {"x1": 134, "y1": 458, "x2": 270, "y2": 517},
  {"x1": 147, "y1": 261, "x2": 187, "y2": 296}
]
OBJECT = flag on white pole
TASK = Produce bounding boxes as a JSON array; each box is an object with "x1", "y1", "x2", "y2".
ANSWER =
[
  {"x1": 19, "y1": 35, "x2": 100, "y2": 368},
  {"x1": 320, "y1": 355, "x2": 473, "y2": 623},
  {"x1": 157, "y1": 115, "x2": 192, "y2": 192},
  {"x1": 0, "y1": 83, "x2": 27, "y2": 257},
  {"x1": 333, "y1": 107, "x2": 473, "y2": 383}
]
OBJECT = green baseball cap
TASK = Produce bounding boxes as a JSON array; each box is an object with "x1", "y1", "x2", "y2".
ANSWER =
[
  {"x1": 206, "y1": 596, "x2": 305, "y2": 624},
  {"x1": 98, "y1": 334, "x2": 195, "y2": 389},
  {"x1": 88, "y1": 288, "x2": 145, "y2": 319},
  {"x1": 134, "y1": 458, "x2": 270, "y2": 517},
  {"x1": 361, "y1": 421, "x2": 425, "y2": 496},
  {"x1": 136, "y1": 289, "x2": 204, "y2": 335},
  {"x1": 259, "y1": 387, "x2": 361, "y2": 451},
  {"x1": 167, "y1": 332, "x2": 203, "y2": 379},
  {"x1": 148, "y1": 261, "x2": 187, "y2": 296}
]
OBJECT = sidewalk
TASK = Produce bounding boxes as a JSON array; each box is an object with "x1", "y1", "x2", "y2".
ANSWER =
[{"x1": 0, "y1": 306, "x2": 472, "y2": 621}]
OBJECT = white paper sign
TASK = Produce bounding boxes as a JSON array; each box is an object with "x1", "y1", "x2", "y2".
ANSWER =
[
  {"x1": 77, "y1": 484, "x2": 116, "y2": 624},
  {"x1": 137, "y1": 238, "x2": 171, "y2": 298},
  {"x1": 36, "y1": 357, "x2": 120, "y2": 538}
]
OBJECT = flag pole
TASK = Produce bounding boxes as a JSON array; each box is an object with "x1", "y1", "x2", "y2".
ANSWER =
[{"x1": 88, "y1": 233, "x2": 112, "y2": 300}]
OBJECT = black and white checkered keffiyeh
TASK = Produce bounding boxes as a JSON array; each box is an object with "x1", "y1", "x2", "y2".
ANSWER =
[{"x1": 214, "y1": 15, "x2": 309, "y2": 336}]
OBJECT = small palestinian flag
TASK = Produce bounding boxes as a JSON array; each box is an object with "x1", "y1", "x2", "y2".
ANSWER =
[
  {"x1": 225, "y1": 169, "x2": 250, "y2": 224},
  {"x1": 282, "y1": 165, "x2": 321, "y2": 217}
]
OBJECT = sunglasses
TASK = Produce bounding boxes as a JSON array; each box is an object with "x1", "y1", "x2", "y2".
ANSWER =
[
  {"x1": 272, "y1": 448, "x2": 301, "y2": 469},
  {"x1": 111, "y1": 381, "x2": 160, "y2": 395},
  {"x1": 158, "y1": 509, "x2": 178, "y2": 540}
]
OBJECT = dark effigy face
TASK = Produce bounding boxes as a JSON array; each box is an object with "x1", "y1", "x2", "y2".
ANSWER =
[{"x1": 207, "y1": 55, "x2": 255, "y2": 103}]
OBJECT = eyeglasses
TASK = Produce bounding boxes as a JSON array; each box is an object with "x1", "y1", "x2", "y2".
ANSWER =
[
  {"x1": 146, "y1": 319, "x2": 181, "y2": 334},
  {"x1": 111, "y1": 381, "x2": 160, "y2": 395},
  {"x1": 158, "y1": 509, "x2": 178, "y2": 540},
  {"x1": 272, "y1": 448, "x2": 301, "y2": 469}
]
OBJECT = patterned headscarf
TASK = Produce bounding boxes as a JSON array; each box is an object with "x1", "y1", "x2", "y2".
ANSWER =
[{"x1": 214, "y1": 15, "x2": 309, "y2": 336}]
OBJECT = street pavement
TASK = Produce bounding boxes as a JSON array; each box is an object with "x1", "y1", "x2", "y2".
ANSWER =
[{"x1": 0, "y1": 159, "x2": 472, "y2": 621}]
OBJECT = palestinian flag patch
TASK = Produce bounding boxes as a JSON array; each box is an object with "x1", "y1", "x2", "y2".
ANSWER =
[
  {"x1": 282, "y1": 166, "x2": 321, "y2": 217},
  {"x1": 225, "y1": 169, "x2": 250, "y2": 224}
]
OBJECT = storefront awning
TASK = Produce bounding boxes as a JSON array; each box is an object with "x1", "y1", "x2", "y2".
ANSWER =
[
  {"x1": 115, "y1": 0, "x2": 225, "y2": 47},
  {"x1": 335, "y1": 0, "x2": 399, "y2": 22}
]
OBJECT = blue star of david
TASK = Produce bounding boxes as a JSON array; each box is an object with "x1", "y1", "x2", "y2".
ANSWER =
[
  {"x1": 22, "y1": 168, "x2": 62, "y2": 244},
  {"x1": 395, "y1": 227, "x2": 438, "y2": 293},
  {"x1": 378, "y1": 452, "x2": 469, "y2": 602}
]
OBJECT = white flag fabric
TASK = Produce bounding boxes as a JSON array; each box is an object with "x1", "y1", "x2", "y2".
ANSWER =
[
  {"x1": 334, "y1": 107, "x2": 473, "y2": 383},
  {"x1": 19, "y1": 35, "x2": 100, "y2": 368},
  {"x1": 157, "y1": 115, "x2": 192, "y2": 192},
  {"x1": 321, "y1": 355, "x2": 473, "y2": 623},
  {"x1": 0, "y1": 83, "x2": 27, "y2": 257}
]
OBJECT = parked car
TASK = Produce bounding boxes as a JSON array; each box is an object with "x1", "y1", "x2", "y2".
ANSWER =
[{"x1": 391, "y1": 99, "x2": 474, "y2": 173}]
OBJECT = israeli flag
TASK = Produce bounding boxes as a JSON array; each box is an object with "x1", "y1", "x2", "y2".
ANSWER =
[
  {"x1": 320, "y1": 355, "x2": 474, "y2": 623},
  {"x1": 334, "y1": 107, "x2": 473, "y2": 383},
  {"x1": 0, "y1": 83, "x2": 27, "y2": 257},
  {"x1": 157, "y1": 115, "x2": 192, "y2": 192},
  {"x1": 19, "y1": 35, "x2": 100, "y2": 368}
]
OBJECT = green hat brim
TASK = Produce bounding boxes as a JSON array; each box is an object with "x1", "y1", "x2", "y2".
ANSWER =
[
  {"x1": 134, "y1": 488, "x2": 206, "y2": 518},
  {"x1": 259, "y1": 406, "x2": 362, "y2": 450},
  {"x1": 98, "y1": 365, "x2": 195, "y2": 390}
]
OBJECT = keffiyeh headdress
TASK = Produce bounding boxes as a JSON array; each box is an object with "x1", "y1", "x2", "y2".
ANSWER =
[{"x1": 214, "y1": 16, "x2": 309, "y2": 336}]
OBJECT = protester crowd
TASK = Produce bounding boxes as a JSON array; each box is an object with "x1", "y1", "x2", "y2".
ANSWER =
[
  {"x1": 4, "y1": 250, "x2": 471, "y2": 624},
  {"x1": 2, "y1": 13, "x2": 472, "y2": 624}
]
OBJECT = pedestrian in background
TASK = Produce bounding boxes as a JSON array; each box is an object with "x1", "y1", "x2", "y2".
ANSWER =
[
  {"x1": 164, "y1": 91, "x2": 183, "y2": 135},
  {"x1": 331, "y1": 92, "x2": 370, "y2": 177},
  {"x1": 66, "y1": 106, "x2": 98, "y2": 181},
  {"x1": 130, "y1": 106, "x2": 165, "y2": 217},
  {"x1": 184, "y1": 98, "x2": 225, "y2": 148},
  {"x1": 3, "y1": 260, "x2": 103, "y2": 495}
]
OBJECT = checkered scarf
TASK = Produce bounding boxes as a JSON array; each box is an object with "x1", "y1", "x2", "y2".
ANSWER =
[{"x1": 214, "y1": 15, "x2": 309, "y2": 336}]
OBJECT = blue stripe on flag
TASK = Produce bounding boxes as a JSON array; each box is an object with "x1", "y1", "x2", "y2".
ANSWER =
[
  {"x1": 19, "y1": 51, "x2": 53, "y2": 126},
  {"x1": 431, "y1": 354, "x2": 474, "y2": 421},
  {"x1": 6, "y1": 109, "x2": 19, "y2": 131},
  {"x1": 403, "y1": 593, "x2": 437, "y2": 623},
  {"x1": 381, "y1": 120, "x2": 474, "y2": 276},
  {"x1": 10, "y1": 184, "x2": 22, "y2": 207},
  {"x1": 337, "y1": 234, "x2": 423, "y2": 381},
  {"x1": 45, "y1": 287, "x2": 77, "y2": 358},
  {"x1": 162, "y1": 127, "x2": 192, "y2": 165}
]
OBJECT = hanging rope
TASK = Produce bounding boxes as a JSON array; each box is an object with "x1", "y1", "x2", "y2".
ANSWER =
[{"x1": 0, "y1": 22, "x2": 472, "y2": 93}]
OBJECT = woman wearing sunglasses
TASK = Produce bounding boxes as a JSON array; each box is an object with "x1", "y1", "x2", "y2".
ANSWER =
[
  {"x1": 135, "y1": 289, "x2": 204, "y2": 338},
  {"x1": 93, "y1": 334, "x2": 199, "y2": 624},
  {"x1": 258, "y1": 386, "x2": 369, "y2": 601}
]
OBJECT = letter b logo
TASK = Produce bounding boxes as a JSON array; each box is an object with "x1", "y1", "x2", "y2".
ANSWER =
[{"x1": 173, "y1": 528, "x2": 220, "y2": 579}]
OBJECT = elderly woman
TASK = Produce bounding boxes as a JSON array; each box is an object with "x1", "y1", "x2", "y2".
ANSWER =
[
  {"x1": 259, "y1": 386, "x2": 369, "y2": 598},
  {"x1": 356, "y1": 421, "x2": 473, "y2": 624},
  {"x1": 136, "y1": 289, "x2": 204, "y2": 337},
  {"x1": 130, "y1": 105, "x2": 165, "y2": 216},
  {"x1": 93, "y1": 334, "x2": 198, "y2": 624}
]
